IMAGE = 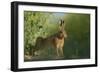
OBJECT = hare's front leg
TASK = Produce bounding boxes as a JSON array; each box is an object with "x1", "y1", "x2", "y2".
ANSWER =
[
  {"x1": 56, "y1": 48, "x2": 64, "y2": 57},
  {"x1": 56, "y1": 48, "x2": 60, "y2": 57},
  {"x1": 60, "y1": 48, "x2": 64, "y2": 57},
  {"x1": 55, "y1": 44, "x2": 60, "y2": 57}
]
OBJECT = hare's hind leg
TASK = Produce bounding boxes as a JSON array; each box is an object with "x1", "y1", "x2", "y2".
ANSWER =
[{"x1": 32, "y1": 49, "x2": 35, "y2": 56}]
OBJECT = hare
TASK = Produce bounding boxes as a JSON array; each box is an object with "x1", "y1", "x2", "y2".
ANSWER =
[{"x1": 32, "y1": 20, "x2": 67, "y2": 57}]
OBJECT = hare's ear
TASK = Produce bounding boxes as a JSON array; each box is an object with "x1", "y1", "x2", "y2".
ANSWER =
[
  {"x1": 59, "y1": 20, "x2": 64, "y2": 30},
  {"x1": 59, "y1": 20, "x2": 62, "y2": 30},
  {"x1": 62, "y1": 20, "x2": 65, "y2": 27}
]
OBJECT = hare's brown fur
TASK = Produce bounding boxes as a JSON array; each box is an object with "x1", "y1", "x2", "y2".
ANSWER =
[{"x1": 32, "y1": 20, "x2": 67, "y2": 57}]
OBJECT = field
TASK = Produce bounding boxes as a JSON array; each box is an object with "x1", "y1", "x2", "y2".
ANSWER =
[{"x1": 24, "y1": 11, "x2": 90, "y2": 61}]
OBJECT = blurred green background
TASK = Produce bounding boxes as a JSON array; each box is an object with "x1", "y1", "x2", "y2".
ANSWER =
[{"x1": 24, "y1": 11, "x2": 90, "y2": 61}]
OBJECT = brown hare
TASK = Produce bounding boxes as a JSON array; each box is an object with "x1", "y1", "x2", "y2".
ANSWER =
[{"x1": 32, "y1": 20, "x2": 67, "y2": 57}]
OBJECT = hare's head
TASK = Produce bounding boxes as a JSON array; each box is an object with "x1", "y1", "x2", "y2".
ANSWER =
[{"x1": 58, "y1": 20, "x2": 67, "y2": 38}]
